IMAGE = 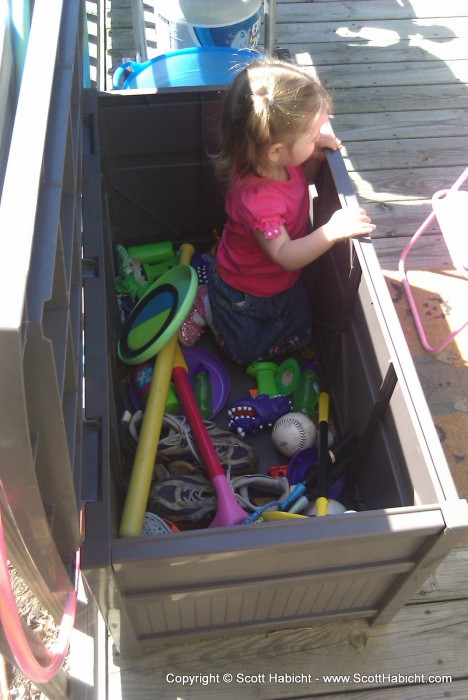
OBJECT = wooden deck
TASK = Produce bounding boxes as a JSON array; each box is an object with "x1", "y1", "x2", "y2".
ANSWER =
[{"x1": 78, "y1": 2, "x2": 468, "y2": 699}]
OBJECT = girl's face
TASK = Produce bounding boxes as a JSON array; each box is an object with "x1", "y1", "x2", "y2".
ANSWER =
[{"x1": 282, "y1": 110, "x2": 328, "y2": 167}]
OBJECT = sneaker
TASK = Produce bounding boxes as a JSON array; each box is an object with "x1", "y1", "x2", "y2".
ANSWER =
[
  {"x1": 179, "y1": 284, "x2": 208, "y2": 346},
  {"x1": 231, "y1": 474, "x2": 291, "y2": 512},
  {"x1": 157, "y1": 414, "x2": 259, "y2": 478},
  {"x1": 121, "y1": 413, "x2": 259, "y2": 477},
  {"x1": 154, "y1": 461, "x2": 199, "y2": 480},
  {"x1": 148, "y1": 472, "x2": 217, "y2": 529},
  {"x1": 120, "y1": 410, "x2": 143, "y2": 465}
]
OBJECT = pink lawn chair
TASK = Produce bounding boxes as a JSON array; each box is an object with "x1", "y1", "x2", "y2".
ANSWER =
[{"x1": 398, "y1": 165, "x2": 468, "y2": 354}]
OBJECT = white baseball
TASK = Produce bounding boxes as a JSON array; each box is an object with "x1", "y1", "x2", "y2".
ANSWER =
[{"x1": 272, "y1": 412, "x2": 317, "y2": 457}]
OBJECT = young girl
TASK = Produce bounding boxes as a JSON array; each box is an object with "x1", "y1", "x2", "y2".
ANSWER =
[{"x1": 182, "y1": 58, "x2": 375, "y2": 364}]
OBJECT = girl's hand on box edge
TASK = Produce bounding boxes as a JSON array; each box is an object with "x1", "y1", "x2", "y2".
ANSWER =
[
  {"x1": 324, "y1": 207, "x2": 376, "y2": 241},
  {"x1": 316, "y1": 132, "x2": 342, "y2": 152}
]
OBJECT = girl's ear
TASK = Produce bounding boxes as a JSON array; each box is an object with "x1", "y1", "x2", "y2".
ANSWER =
[{"x1": 267, "y1": 142, "x2": 285, "y2": 163}]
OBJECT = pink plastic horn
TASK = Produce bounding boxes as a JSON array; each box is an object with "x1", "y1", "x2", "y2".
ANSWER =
[{"x1": 172, "y1": 344, "x2": 249, "y2": 527}]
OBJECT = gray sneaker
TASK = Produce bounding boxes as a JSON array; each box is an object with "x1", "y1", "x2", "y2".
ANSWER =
[
  {"x1": 148, "y1": 472, "x2": 217, "y2": 530},
  {"x1": 156, "y1": 414, "x2": 259, "y2": 477}
]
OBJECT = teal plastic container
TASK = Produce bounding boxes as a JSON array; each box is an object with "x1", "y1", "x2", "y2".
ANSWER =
[{"x1": 113, "y1": 46, "x2": 262, "y2": 90}]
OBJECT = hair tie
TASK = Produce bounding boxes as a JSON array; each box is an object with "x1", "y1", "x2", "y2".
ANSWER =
[{"x1": 266, "y1": 93, "x2": 274, "y2": 106}]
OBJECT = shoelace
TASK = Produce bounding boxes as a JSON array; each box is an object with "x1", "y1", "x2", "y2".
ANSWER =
[
  {"x1": 122, "y1": 411, "x2": 237, "y2": 481},
  {"x1": 160, "y1": 414, "x2": 203, "y2": 465},
  {"x1": 180, "y1": 486, "x2": 209, "y2": 504},
  {"x1": 160, "y1": 414, "x2": 235, "y2": 479}
]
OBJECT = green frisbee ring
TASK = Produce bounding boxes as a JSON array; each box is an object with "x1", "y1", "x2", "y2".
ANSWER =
[{"x1": 118, "y1": 265, "x2": 198, "y2": 365}]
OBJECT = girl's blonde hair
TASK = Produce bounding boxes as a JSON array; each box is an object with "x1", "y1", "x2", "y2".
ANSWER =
[{"x1": 214, "y1": 58, "x2": 332, "y2": 185}]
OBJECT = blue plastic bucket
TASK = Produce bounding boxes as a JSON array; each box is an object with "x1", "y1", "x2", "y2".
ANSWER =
[{"x1": 113, "y1": 47, "x2": 262, "y2": 90}]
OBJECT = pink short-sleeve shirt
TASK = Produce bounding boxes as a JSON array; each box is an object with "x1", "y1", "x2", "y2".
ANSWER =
[{"x1": 215, "y1": 166, "x2": 310, "y2": 296}]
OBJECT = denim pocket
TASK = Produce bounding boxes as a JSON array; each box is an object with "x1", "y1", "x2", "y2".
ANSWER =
[{"x1": 210, "y1": 267, "x2": 253, "y2": 315}]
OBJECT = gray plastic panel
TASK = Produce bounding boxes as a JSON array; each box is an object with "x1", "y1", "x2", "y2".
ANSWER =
[
  {"x1": 0, "y1": 0, "x2": 83, "y2": 620},
  {"x1": 0, "y1": 9, "x2": 16, "y2": 196}
]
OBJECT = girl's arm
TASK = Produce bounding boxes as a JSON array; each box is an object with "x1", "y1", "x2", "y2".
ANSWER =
[{"x1": 253, "y1": 207, "x2": 375, "y2": 271}]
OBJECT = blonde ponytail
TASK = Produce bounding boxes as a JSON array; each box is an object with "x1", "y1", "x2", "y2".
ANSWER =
[{"x1": 213, "y1": 58, "x2": 332, "y2": 185}]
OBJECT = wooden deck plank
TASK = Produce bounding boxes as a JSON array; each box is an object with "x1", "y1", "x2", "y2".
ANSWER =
[
  {"x1": 345, "y1": 167, "x2": 465, "y2": 203},
  {"x1": 275, "y1": 18, "x2": 468, "y2": 45},
  {"x1": 364, "y1": 201, "x2": 439, "y2": 239},
  {"x1": 341, "y1": 135, "x2": 468, "y2": 173},
  {"x1": 334, "y1": 108, "x2": 468, "y2": 141},
  {"x1": 373, "y1": 235, "x2": 454, "y2": 270},
  {"x1": 414, "y1": 548, "x2": 468, "y2": 601},
  {"x1": 290, "y1": 38, "x2": 468, "y2": 67},
  {"x1": 307, "y1": 59, "x2": 468, "y2": 89},
  {"x1": 276, "y1": 0, "x2": 468, "y2": 21},
  {"x1": 325, "y1": 84, "x2": 468, "y2": 115},
  {"x1": 301, "y1": 681, "x2": 468, "y2": 700}
]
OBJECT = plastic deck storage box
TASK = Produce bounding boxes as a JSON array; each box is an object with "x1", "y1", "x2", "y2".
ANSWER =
[
  {"x1": 1, "y1": 1, "x2": 468, "y2": 665},
  {"x1": 79, "y1": 88, "x2": 468, "y2": 656}
]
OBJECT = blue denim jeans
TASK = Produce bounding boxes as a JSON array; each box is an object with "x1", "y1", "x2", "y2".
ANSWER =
[{"x1": 208, "y1": 265, "x2": 312, "y2": 366}]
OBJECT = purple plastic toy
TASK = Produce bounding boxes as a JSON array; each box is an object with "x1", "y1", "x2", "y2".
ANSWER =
[{"x1": 228, "y1": 394, "x2": 292, "y2": 437}]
